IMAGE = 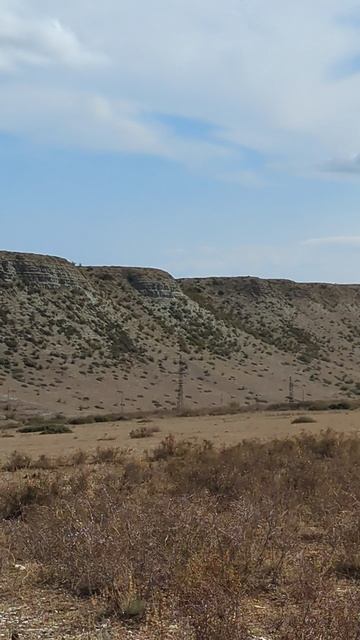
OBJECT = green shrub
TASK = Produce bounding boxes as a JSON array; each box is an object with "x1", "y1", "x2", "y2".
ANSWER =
[
  {"x1": 292, "y1": 415, "x2": 317, "y2": 425},
  {"x1": 18, "y1": 424, "x2": 72, "y2": 435}
]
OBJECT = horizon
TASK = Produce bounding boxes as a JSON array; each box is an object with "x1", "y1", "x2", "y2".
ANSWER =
[
  {"x1": 2, "y1": 1, "x2": 360, "y2": 282},
  {"x1": 2, "y1": 247, "x2": 360, "y2": 286}
]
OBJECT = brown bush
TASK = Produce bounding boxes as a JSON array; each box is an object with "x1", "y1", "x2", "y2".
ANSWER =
[
  {"x1": 129, "y1": 425, "x2": 160, "y2": 439},
  {"x1": 91, "y1": 446, "x2": 126, "y2": 465},
  {"x1": 3, "y1": 430, "x2": 360, "y2": 637},
  {"x1": 3, "y1": 450, "x2": 32, "y2": 472}
]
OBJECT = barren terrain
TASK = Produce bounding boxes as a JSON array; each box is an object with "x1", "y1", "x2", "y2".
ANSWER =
[
  {"x1": 2, "y1": 250, "x2": 360, "y2": 638},
  {"x1": 2, "y1": 251, "x2": 360, "y2": 418},
  {"x1": 1, "y1": 409, "x2": 360, "y2": 462}
]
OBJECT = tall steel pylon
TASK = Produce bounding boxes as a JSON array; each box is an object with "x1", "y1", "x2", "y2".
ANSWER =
[
  {"x1": 176, "y1": 351, "x2": 186, "y2": 414},
  {"x1": 288, "y1": 376, "x2": 294, "y2": 403}
]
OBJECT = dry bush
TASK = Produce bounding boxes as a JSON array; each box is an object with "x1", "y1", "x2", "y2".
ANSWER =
[
  {"x1": 91, "y1": 446, "x2": 126, "y2": 465},
  {"x1": 0, "y1": 476, "x2": 60, "y2": 520},
  {"x1": 70, "y1": 450, "x2": 89, "y2": 466},
  {"x1": 3, "y1": 430, "x2": 360, "y2": 637},
  {"x1": 129, "y1": 425, "x2": 160, "y2": 439},
  {"x1": 3, "y1": 450, "x2": 32, "y2": 472},
  {"x1": 273, "y1": 590, "x2": 360, "y2": 639},
  {"x1": 31, "y1": 454, "x2": 53, "y2": 470}
]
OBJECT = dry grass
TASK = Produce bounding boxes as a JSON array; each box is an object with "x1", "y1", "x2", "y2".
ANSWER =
[
  {"x1": 2, "y1": 408, "x2": 360, "y2": 464},
  {"x1": 1, "y1": 429, "x2": 360, "y2": 637}
]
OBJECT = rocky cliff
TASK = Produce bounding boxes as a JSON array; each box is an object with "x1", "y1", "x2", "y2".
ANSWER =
[
  {"x1": 1, "y1": 251, "x2": 360, "y2": 415},
  {"x1": 0, "y1": 251, "x2": 84, "y2": 288}
]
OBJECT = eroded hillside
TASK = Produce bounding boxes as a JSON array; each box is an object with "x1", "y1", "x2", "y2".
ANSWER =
[{"x1": 0, "y1": 251, "x2": 359, "y2": 416}]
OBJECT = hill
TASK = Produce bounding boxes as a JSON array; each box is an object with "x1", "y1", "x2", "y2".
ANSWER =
[{"x1": 1, "y1": 250, "x2": 360, "y2": 417}]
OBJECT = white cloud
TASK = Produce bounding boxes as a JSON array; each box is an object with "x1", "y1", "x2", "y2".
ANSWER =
[
  {"x1": 0, "y1": 83, "x2": 234, "y2": 161},
  {"x1": 0, "y1": 4, "x2": 106, "y2": 70},
  {"x1": 2, "y1": 1, "x2": 360, "y2": 172}
]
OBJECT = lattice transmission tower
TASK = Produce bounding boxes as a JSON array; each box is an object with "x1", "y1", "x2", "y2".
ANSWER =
[
  {"x1": 288, "y1": 376, "x2": 295, "y2": 404},
  {"x1": 176, "y1": 351, "x2": 187, "y2": 414}
]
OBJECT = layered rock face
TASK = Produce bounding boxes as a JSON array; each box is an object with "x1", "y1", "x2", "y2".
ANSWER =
[
  {"x1": 2, "y1": 250, "x2": 360, "y2": 416},
  {"x1": 84, "y1": 266, "x2": 181, "y2": 299},
  {"x1": 124, "y1": 268, "x2": 180, "y2": 299},
  {"x1": 0, "y1": 252, "x2": 83, "y2": 289},
  {"x1": 0, "y1": 252, "x2": 179, "y2": 298}
]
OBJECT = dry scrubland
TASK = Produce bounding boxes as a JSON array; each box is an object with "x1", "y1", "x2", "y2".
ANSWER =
[
  {"x1": 4, "y1": 251, "x2": 360, "y2": 416},
  {"x1": 4, "y1": 253, "x2": 360, "y2": 637},
  {"x1": 0, "y1": 407, "x2": 360, "y2": 462},
  {"x1": 2, "y1": 429, "x2": 360, "y2": 638}
]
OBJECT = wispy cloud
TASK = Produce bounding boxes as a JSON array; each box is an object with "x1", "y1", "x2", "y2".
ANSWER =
[
  {"x1": 0, "y1": 84, "x2": 235, "y2": 162},
  {"x1": 0, "y1": 7, "x2": 107, "y2": 71},
  {"x1": 303, "y1": 236, "x2": 360, "y2": 246},
  {"x1": 322, "y1": 154, "x2": 360, "y2": 175},
  {"x1": 3, "y1": 0, "x2": 360, "y2": 176}
]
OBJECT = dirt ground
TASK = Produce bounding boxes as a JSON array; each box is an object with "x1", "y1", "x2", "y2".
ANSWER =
[{"x1": 1, "y1": 409, "x2": 360, "y2": 462}]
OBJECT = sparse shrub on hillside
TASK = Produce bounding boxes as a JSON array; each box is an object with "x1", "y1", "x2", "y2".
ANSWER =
[
  {"x1": 17, "y1": 424, "x2": 72, "y2": 435},
  {"x1": 68, "y1": 415, "x2": 91, "y2": 425},
  {"x1": 129, "y1": 425, "x2": 160, "y2": 439},
  {"x1": 328, "y1": 401, "x2": 352, "y2": 410},
  {"x1": 69, "y1": 413, "x2": 126, "y2": 425},
  {"x1": 292, "y1": 415, "x2": 317, "y2": 424}
]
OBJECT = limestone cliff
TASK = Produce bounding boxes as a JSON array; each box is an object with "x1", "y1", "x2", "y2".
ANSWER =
[{"x1": 1, "y1": 251, "x2": 360, "y2": 415}]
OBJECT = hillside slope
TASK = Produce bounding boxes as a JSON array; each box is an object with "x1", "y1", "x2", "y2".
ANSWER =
[{"x1": 0, "y1": 251, "x2": 359, "y2": 416}]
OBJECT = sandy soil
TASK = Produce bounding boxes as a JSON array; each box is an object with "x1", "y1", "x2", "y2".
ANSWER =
[{"x1": 1, "y1": 409, "x2": 360, "y2": 462}]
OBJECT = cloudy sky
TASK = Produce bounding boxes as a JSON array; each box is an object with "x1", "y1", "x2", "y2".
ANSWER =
[{"x1": 2, "y1": 0, "x2": 360, "y2": 281}]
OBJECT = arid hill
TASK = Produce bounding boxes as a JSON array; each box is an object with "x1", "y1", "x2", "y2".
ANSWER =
[{"x1": 1, "y1": 251, "x2": 359, "y2": 416}]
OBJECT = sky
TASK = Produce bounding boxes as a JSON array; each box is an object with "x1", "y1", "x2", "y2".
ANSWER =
[{"x1": 1, "y1": 1, "x2": 360, "y2": 281}]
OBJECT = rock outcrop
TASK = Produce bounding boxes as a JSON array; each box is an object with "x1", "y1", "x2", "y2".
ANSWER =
[{"x1": 0, "y1": 252, "x2": 84, "y2": 289}]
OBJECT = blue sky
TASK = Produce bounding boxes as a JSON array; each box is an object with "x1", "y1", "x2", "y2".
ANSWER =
[{"x1": 2, "y1": 1, "x2": 360, "y2": 282}]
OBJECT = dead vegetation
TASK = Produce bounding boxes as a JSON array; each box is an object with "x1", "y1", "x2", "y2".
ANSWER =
[
  {"x1": 1, "y1": 430, "x2": 360, "y2": 637},
  {"x1": 129, "y1": 424, "x2": 160, "y2": 439}
]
